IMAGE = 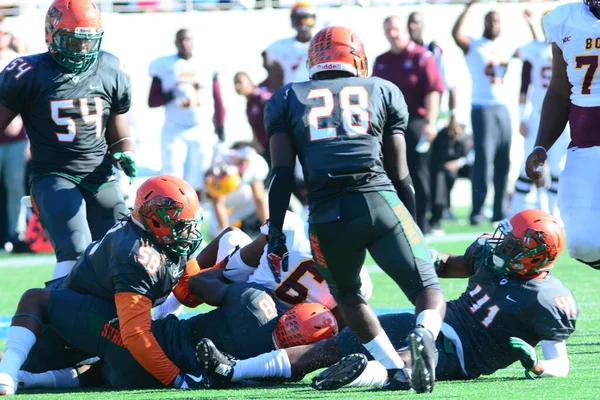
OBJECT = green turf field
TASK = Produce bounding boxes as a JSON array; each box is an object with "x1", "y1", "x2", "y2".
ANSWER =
[{"x1": 0, "y1": 222, "x2": 599, "y2": 399}]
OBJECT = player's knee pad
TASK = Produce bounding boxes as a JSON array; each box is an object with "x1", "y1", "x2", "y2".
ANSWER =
[{"x1": 216, "y1": 228, "x2": 252, "y2": 264}]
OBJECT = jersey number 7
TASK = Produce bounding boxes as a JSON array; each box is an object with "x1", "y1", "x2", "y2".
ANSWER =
[{"x1": 307, "y1": 86, "x2": 370, "y2": 141}]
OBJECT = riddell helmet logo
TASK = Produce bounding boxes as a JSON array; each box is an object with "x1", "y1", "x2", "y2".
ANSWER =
[{"x1": 317, "y1": 63, "x2": 340, "y2": 70}]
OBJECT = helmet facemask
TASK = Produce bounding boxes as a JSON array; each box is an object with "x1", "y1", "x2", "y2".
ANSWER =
[
  {"x1": 49, "y1": 27, "x2": 103, "y2": 73},
  {"x1": 483, "y1": 220, "x2": 550, "y2": 276},
  {"x1": 138, "y1": 197, "x2": 203, "y2": 257}
]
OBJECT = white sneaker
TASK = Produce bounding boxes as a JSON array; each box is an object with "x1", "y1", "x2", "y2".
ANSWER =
[{"x1": 0, "y1": 372, "x2": 17, "y2": 395}]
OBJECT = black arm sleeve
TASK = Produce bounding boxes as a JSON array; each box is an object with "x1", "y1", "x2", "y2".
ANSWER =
[
  {"x1": 393, "y1": 175, "x2": 416, "y2": 221},
  {"x1": 267, "y1": 166, "x2": 295, "y2": 231}
]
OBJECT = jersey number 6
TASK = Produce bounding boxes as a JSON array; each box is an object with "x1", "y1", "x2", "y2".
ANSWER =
[
  {"x1": 275, "y1": 259, "x2": 324, "y2": 305},
  {"x1": 307, "y1": 86, "x2": 370, "y2": 141}
]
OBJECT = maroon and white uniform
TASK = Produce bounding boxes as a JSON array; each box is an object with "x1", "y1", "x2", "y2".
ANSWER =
[{"x1": 544, "y1": 2, "x2": 600, "y2": 262}]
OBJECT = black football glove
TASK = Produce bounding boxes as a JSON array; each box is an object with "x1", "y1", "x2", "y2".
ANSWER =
[
  {"x1": 267, "y1": 221, "x2": 288, "y2": 283},
  {"x1": 112, "y1": 151, "x2": 137, "y2": 185}
]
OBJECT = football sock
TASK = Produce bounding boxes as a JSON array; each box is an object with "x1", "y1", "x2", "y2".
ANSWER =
[
  {"x1": 512, "y1": 175, "x2": 531, "y2": 214},
  {"x1": 363, "y1": 331, "x2": 405, "y2": 370},
  {"x1": 17, "y1": 368, "x2": 80, "y2": 389},
  {"x1": 0, "y1": 327, "x2": 37, "y2": 378},
  {"x1": 344, "y1": 360, "x2": 388, "y2": 387},
  {"x1": 537, "y1": 187, "x2": 549, "y2": 213},
  {"x1": 52, "y1": 260, "x2": 76, "y2": 280},
  {"x1": 416, "y1": 309, "x2": 442, "y2": 339},
  {"x1": 231, "y1": 349, "x2": 291, "y2": 382}
]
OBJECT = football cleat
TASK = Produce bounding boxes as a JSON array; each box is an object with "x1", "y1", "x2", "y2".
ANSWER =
[
  {"x1": 407, "y1": 327, "x2": 437, "y2": 393},
  {"x1": 382, "y1": 367, "x2": 412, "y2": 391},
  {"x1": 0, "y1": 372, "x2": 16, "y2": 396},
  {"x1": 311, "y1": 353, "x2": 368, "y2": 390},
  {"x1": 196, "y1": 338, "x2": 236, "y2": 389}
]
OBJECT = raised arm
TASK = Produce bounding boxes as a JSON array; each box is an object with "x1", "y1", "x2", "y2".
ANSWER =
[{"x1": 452, "y1": 0, "x2": 476, "y2": 54}]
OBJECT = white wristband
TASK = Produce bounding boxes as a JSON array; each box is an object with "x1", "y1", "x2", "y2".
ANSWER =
[{"x1": 532, "y1": 146, "x2": 547, "y2": 153}]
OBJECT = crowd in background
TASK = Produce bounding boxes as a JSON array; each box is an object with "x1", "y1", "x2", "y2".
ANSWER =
[{"x1": 0, "y1": 0, "x2": 566, "y2": 250}]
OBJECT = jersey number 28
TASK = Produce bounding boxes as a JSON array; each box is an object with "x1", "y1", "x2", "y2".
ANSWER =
[{"x1": 307, "y1": 86, "x2": 370, "y2": 141}]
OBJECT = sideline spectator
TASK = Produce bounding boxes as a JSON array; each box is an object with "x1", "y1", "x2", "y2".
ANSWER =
[
  {"x1": 373, "y1": 15, "x2": 444, "y2": 234},
  {"x1": 452, "y1": 0, "x2": 516, "y2": 225},
  {"x1": 234, "y1": 72, "x2": 272, "y2": 167},
  {"x1": 0, "y1": 15, "x2": 27, "y2": 251}
]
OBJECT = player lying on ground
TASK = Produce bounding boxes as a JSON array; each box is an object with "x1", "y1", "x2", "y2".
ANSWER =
[
  {"x1": 9, "y1": 212, "x2": 364, "y2": 391},
  {"x1": 198, "y1": 209, "x2": 577, "y2": 390},
  {"x1": 0, "y1": 175, "x2": 208, "y2": 395}
]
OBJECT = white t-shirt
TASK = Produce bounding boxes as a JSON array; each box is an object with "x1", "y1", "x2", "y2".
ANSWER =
[
  {"x1": 265, "y1": 37, "x2": 310, "y2": 84},
  {"x1": 544, "y1": 2, "x2": 600, "y2": 107},
  {"x1": 248, "y1": 211, "x2": 373, "y2": 311},
  {"x1": 465, "y1": 36, "x2": 516, "y2": 106},
  {"x1": 148, "y1": 54, "x2": 216, "y2": 127},
  {"x1": 519, "y1": 40, "x2": 553, "y2": 115}
]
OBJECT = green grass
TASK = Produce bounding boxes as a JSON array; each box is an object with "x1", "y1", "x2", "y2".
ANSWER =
[{"x1": 1, "y1": 224, "x2": 599, "y2": 399}]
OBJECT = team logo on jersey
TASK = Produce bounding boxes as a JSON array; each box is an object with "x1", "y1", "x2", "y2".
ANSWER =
[{"x1": 562, "y1": 36, "x2": 571, "y2": 44}]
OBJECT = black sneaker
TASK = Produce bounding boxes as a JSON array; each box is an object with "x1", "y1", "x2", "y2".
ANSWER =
[
  {"x1": 311, "y1": 353, "x2": 368, "y2": 391},
  {"x1": 407, "y1": 327, "x2": 437, "y2": 393},
  {"x1": 196, "y1": 338, "x2": 236, "y2": 389},
  {"x1": 382, "y1": 367, "x2": 412, "y2": 391}
]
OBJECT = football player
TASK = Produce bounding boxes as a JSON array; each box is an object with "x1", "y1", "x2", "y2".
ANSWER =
[
  {"x1": 513, "y1": 10, "x2": 569, "y2": 218},
  {"x1": 264, "y1": 1, "x2": 317, "y2": 90},
  {"x1": 221, "y1": 210, "x2": 373, "y2": 314},
  {"x1": 199, "y1": 209, "x2": 577, "y2": 390},
  {"x1": 0, "y1": 175, "x2": 206, "y2": 395},
  {"x1": 148, "y1": 28, "x2": 225, "y2": 195},
  {"x1": 204, "y1": 144, "x2": 269, "y2": 238},
  {"x1": 0, "y1": 0, "x2": 136, "y2": 280},
  {"x1": 264, "y1": 26, "x2": 445, "y2": 394},
  {"x1": 13, "y1": 216, "x2": 349, "y2": 391},
  {"x1": 525, "y1": 0, "x2": 600, "y2": 270}
]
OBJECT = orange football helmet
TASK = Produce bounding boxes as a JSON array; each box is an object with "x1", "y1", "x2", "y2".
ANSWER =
[
  {"x1": 45, "y1": 0, "x2": 104, "y2": 72},
  {"x1": 132, "y1": 175, "x2": 203, "y2": 257},
  {"x1": 273, "y1": 303, "x2": 338, "y2": 349},
  {"x1": 205, "y1": 163, "x2": 241, "y2": 199},
  {"x1": 484, "y1": 209, "x2": 565, "y2": 276},
  {"x1": 308, "y1": 26, "x2": 368, "y2": 79}
]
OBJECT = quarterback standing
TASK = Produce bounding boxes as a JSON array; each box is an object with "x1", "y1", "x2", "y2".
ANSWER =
[
  {"x1": 526, "y1": 0, "x2": 600, "y2": 270},
  {"x1": 0, "y1": 0, "x2": 136, "y2": 279}
]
